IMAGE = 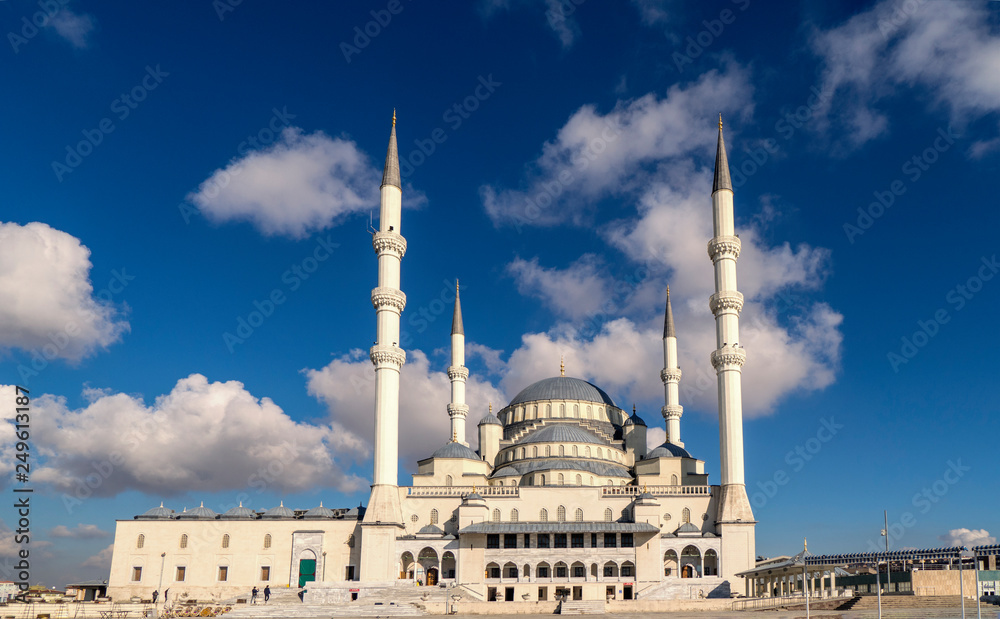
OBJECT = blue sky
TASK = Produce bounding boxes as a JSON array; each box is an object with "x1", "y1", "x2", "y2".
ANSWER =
[{"x1": 1, "y1": 0, "x2": 999, "y2": 588}]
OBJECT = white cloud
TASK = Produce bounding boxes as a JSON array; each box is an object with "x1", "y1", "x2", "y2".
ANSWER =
[
  {"x1": 631, "y1": 0, "x2": 673, "y2": 26},
  {"x1": 306, "y1": 348, "x2": 507, "y2": 465},
  {"x1": 50, "y1": 524, "x2": 109, "y2": 539},
  {"x1": 0, "y1": 222, "x2": 129, "y2": 362},
  {"x1": 25, "y1": 374, "x2": 367, "y2": 497},
  {"x1": 48, "y1": 10, "x2": 95, "y2": 48},
  {"x1": 939, "y1": 528, "x2": 996, "y2": 548},
  {"x1": 810, "y1": 0, "x2": 1000, "y2": 151},
  {"x1": 506, "y1": 254, "x2": 611, "y2": 320},
  {"x1": 479, "y1": 0, "x2": 582, "y2": 48},
  {"x1": 188, "y1": 128, "x2": 382, "y2": 238},
  {"x1": 481, "y1": 63, "x2": 753, "y2": 226},
  {"x1": 82, "y1": 544, "x2": 114, "y2": 569}
]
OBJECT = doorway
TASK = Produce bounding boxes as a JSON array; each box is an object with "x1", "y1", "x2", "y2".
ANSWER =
[
  {"x1": 345, "y1": 566, "x2": 355, "y2": 581},
  {"x1": 623, "y1": 585, "x2": 633, "y2": 600},
  {"x1": 298, "y1": 559, "x2": 316, "y2": 587},
  {"x1": 505, "y1": 587, "x2": 514, "y2": 601},
  {"x1": 572, "y1": 586, "x2": 582, "y2": 600},
  {"x1": 427, "y1": 567, "x2": 439, "y2": 586}
]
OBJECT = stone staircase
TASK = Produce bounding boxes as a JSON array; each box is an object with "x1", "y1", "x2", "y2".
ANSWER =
[
  {"x1": 220, "y1": 584, "x2": 481, "y2": 618},
  {"x1": 850, "y1": 594, "x2": 975, "y2": 609},
  {"x1": 558, "y1": 599, "x2": 606, "y2": 614}
]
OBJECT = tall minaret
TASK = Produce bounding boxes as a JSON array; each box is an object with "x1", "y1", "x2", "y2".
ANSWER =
[
  {"x1": 361, "y1": 112, "x2": 407, "y2": 581},
  {"x1": 660, "y1": 286, "x2": 684, "y2": 447},
  {"x1": 448, "y1": 281, "x2": 470, "y2": 445},
  {"x1": 709, "y1": 116, "x2": 755, "y2": 583}
]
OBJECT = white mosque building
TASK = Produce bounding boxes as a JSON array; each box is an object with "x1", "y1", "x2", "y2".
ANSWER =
[{"x1": 107, "y1": 116, "x2": 756, "y2": 603}]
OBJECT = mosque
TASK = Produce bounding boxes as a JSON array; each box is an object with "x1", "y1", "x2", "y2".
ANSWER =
[{"x1": 107, "y1": 115, "x2": 756, "y2": 603}]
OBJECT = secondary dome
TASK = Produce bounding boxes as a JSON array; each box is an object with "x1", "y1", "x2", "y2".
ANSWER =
[
  {"x1": 646, "y1": 442, "x2": 692, "y2": 459},
  {"x1": 517, "y1": 424, "x2": 607, "y2": 446},
  {"x1": 136, "y1": 503, "x2": 174, "y2": 519},
  {"x1": 431, "y1": 441, "x2": 481, "y2": 460},
  {"x1": 508, "y1": 376, "x2": 616, "y2": 407}
]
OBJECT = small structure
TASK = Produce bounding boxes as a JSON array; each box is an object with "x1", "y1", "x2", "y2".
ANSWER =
[{"x1": 65, "y1": 580, "x2": 109, "y2": 601}]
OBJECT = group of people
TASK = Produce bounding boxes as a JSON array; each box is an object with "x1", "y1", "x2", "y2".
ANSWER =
[{"x1": 250, "y1": 586, "x2": 270, "y2": 604}]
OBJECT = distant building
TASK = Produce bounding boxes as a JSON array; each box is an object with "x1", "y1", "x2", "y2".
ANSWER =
[
  {"x1": 0, "y1": 582, "x2": 18, "y2": 602},
  {"x1": 108, "y1": 116, "x2": 756, "y2": 603}
]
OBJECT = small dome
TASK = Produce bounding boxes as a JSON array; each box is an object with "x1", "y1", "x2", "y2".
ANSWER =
[
  {"x1": 223, "y1": 503, "x2": 256, "y2": 519},
  {"x1": 345, "y1": 505, "x2": 363, "y2": 520},
  {"x1": 262, "y1": 502, "x2": 295, "y2": 519},
  {"x1": 136, "y1": 503, "x2": 174, "y2": 519},
  {"x1": 646, "y1": 442, "x2": 692, "y2": 459},
  {"x1": 508, "y1": 376, "x2": 616, "y2": 407},
  {"x1": 303, "y1": 503, "x2": 335, "y2": 519},
  {"x1": 464, "y1": 492, "x2": 484, "y2": 502},
  {"x1": 638, "y1": 491, "x2": 656, "y2": 500},
  {"x1": 417, "y1": 524, "x2": 444, "y2": 535},
  {"x1": 432, "y1": 441, "x2": 481, "y2": 460},
  {"x1": 624, "y1": 413, "x2": 646, "y2": 427},
  {"x1": 675, "y1": 522, "x2": 701, "y2": 534},
  {"x1": 517, "y1": 424, "x2": 606, "y2": 446},
  {"x1": 177, "y1": 502, "x2": 217, "y2": 519},
  {"x1": 478, "y1": 412, "x2": 502, "y2": 426},
  {"x1": 492, "y1": 466, "x2": 520, "y2": 478}
]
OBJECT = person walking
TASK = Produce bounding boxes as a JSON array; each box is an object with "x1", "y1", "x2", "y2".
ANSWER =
[
  {"x1": 251, "y1": 587, "x2": 258, "y2": 604},
  {"x1": 152, "y1": 590, "x2": 158, "y2": 604},
  {"x1": 263, "y1": 586, "x2": 270, "y2": 604}
]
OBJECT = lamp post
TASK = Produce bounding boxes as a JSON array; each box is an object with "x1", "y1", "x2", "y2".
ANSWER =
[
  {"x1": 882, "y1": 510, "x2": 891, "y2": 593},
  {"x1": 973, "y1": 548, "x2": 981, "y2": 619},
  {"x1": 158, "y1": 553, "x2": 166, "y2": 605},
  {"x1": 959, "y1": 547, "x2": 966, "y2": 619},
  {"x1": 875, "y1": 560, "x2": 883, "y2": 619}
]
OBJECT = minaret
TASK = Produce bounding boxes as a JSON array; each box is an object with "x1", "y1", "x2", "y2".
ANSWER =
[
  {"x1": 361, "y1": 111, "x2": 407, "y2": 581},
  {"x1": 709, "y1": 116, "x2": 755, "y2": 583},
  {"x1": 448, "y1": 281, "x2": 470, "y2": 445},
  {"x1": 660, "y1": 286, "x2": 684, "y2": 447}
]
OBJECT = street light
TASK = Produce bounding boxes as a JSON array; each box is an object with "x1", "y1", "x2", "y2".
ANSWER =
[{"x1": 158, "y1": 553, "x2": 166, "y2": 606}]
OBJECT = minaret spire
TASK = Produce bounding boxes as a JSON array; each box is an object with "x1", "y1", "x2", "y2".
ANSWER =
[
  {"x1": 660, "y1": 286, "x2": 683, "y2": 447},
  {"x1": 381, "y1": 110, "x2": 401, "y2": 189},
  {"x1": 448, "y1": 280, "x2": 470, "y2": 445},
  {"x1": 708, "y1": 117, "x2": 755, "y2": 581}
]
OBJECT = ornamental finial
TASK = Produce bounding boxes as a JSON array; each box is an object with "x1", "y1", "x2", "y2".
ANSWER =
[
  {"x1": 392, "y1": 108, "x2": 396, "y2": 126},
  {"x1": 560, "y1": 355, "x2": 565, "y2": 376},
  {"x1": 804, "y1": 537, "x2": 808, "y2": 552},
  {"x1": 452, "y1": 430, "x2": 457, "y2": 442},
  {"x1": 489, "y1": 402, "x2": 492, "y2": 414},
  {"x1": 633, "y1": 403, "x2": 637, "y2": 414},
  {"x1": 719, "y1": 113, "x2": 723, "y2": 130}
]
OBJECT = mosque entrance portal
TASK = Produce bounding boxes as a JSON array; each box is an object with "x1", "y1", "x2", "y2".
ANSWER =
[{"x1": 298, "y1": 559, "x2": 316, "y2": 587}]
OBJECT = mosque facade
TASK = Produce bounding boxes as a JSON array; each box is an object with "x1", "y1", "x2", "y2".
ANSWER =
[{"x1": 107, "y1": 116, "x2": 755, "y2": 603}]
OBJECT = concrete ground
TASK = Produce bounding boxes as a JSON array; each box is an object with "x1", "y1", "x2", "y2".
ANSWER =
[{"x1": 225, "y1": 609, "x2": 1000, "y2": 619}]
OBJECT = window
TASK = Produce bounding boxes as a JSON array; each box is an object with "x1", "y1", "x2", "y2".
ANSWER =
[
  {"x1": 597, "y1": 448, "x2": 603, "y2": 459},
  {"x1": 557, "y1": 505, "x2": 566, "y2": 522},
  {"x1": 487, "y1": 534, "x2": 500, "y2": 549},
  {"x1": 222, "y1": 534, "x2": 230, "y2": 549},
  {"x1": 682, "y1": 508, "x2": 691, "y2": 523},
  {"x1": 604, "y1": 533, "x2": 617, "y2": 548},
  {"x1": 586, "y1": 446, "x2": 591, "y2": 457},
  {"x1": 504, "y1": 534, "x2": 518, "y2": 549},
  {"x1": 573, "y1": 404, "x2": 579, "y2": 417},
  {"x1": 445, "y1": 475, "x2": 453, "y2": 486},
  {"x1": 664, "y1": 512, "x2": 672, "y2": 522},
  {"x1": 218, "y1": 566, "x2": 228, "y2": 581},
  {"x1": 131, "y1": 567, "x2": 142, "y2": 582},
  {"x1": 537, "y1": 534, "x2": 551, "y2": 549},
  {"x1": 538, "y1": 586, "x2": 548, "y2": 600},
  {"x1": 573, "y1": 565, "x2": 586, "y2": 578},
  {"x1": 533, "y1": 446, "x2": 538, "y2": 458},
  {"x1": 555, "y1": 564, "x2": 567, "y2": 578},
  {"x1": 510, "y1": 508, "x2": 518, "y2": 522},
  {"x1": 622, "y1": 533, "x2": 634, "y2": 548},
  {"x1": 411, "y1": 514, "x2": 419, "y2": 522},
  {"x1": 575, "y1": 508, "x2": 583, "y2": 522},
  {"x1": 571, "y1": 534, "x2": 584, "y2": 548},
  {"x1": 540, "y1": 474, "x2": 546, "y2": 486},
  {"x1": 262, "y1": 533, "x2": 271, "y2": 549},
  {"x1": 180, "y1": 534, "x2": 188, "y2": 549},
  {"x1": 175, "y1": 567, "x2": 185, "y2": 582},
  {"x1": 671, "y1": 474, "x2": 678, "y2": 485},
  {"x1": 554, "y1": 534, "x2": 567, "y2": 548},
  {"x1": 559, "y1": 445, "x2": 565, "y2": 457},
  {"x1": 621, "y1": 564, "x2": 634, "y2": 577},
  {"x1": 488, "y1": 566, "x2": 500, "y2": 579},
  {"x1": 591, "y1": 533, "x2": 597, "y2": 547},
  {"x1": 506, "y1": 452, "x2": 512, "y2": 462},
  {"x1": 260, "y1": 566, "x2": 270, "y2": 581},
  {"x1": 430, "y1": 509, "x2": 439, "y2": 524},
  {"x1": 540, "y1": 508, "x2": 548, "y2": 522},
  {"x1": 493, "y1": 508, "x2": 501, "y2": 523},
  {"x1": 546, "y1": 445, "x2": 551, "y2": 457},
  {"x1": 603, "y1": 565, "x2": 615, "y2": 577},
  {"x1": 136, "y1": 534, "x2": 144, "y2": 549},
  {"x1": 558, "y1": 473, "x2": 565, "y2": 485},
  {"x1": 604, "y1": 507, "x2": 613, "y2": 522},
  {"x1": 575, "y1": 474, "x2": 582, "y2": 486},
  {"x1": 518, "y1": 448, "x2": 524, "y2": 459},
  {"x1": 537, "y1": 566, "x2": 549, "y2": 578},
  {"x1": 572, "y1": 445, "x2": 578, "y2": 457}
]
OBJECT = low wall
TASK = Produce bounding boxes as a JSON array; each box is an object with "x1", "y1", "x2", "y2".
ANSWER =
[
  {"x1": 606, "y1": 598, "x2": 731, "y2": 612},
  {"x1": 445, "y1": 601, "x2": 560, "y2": 614},
  {"x1": 912, "y1": 570, "x2": 976, "y2": 597}
]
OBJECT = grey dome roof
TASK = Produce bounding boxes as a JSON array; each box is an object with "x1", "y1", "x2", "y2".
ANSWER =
[
  {"x1": 624, "y1": 413, "x2": 646, "y2": 427},
  {"x1": 508, "y1": 376, "x2": 616, "y2": 407},
  {"x1": 676, "y1": 522, "x2": 701, "y2": 534},
  {"x1": 432, "y1": 441, "x2": 481, "y2": 460},
  {"x1": 303, "y1": 503, "x2": 335, "y2": 519},
  {"x1": 177, "y1": 503, "x2": 217, "y2": 519},
  {"x1": 417, "y1": 524, "x2": 444, "y2": 535},
  {"x1": 478, "y1": 412, "x2": 502, "y2": 426},
  {"x1": 223, "y1": 503, "x2": 257, "y2": 519},
  {"x1": 646, "y1": 442, "x2": 692, "y2": 459},
  {"x1": 493, "y1": 466, "x2": 520, "y2": 478},
  {"x1": 517, "y1": 424, "x2": 607, "y2": 446},
  {"x1": 262, "y1": 502, "x2": 295, "y2": 519},
  {"x1": 491, "y1": 458, "x2": 631, "y2": 479},
  {"x1": 137, "y1": 503, "x2": 174, "y2": 519},
  {"x1": 465, "y1": 492, "x2": 484, "y2": 501}
]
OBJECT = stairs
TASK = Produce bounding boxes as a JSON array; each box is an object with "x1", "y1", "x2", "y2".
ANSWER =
[
  {"x1": 850, "y1": 594, "x2": 975, "y2": 609},
  {"x1": 835, "y1": 595, "x2": 862, "y2": 610},
  {"x1": 559, "y1": 600, "x2": 606, "y2": 614},
  {"x1": 220, "y1": 584, "x2": 481, "y2": 618}
]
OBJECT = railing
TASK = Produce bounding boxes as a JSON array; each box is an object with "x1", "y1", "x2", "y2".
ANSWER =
[
  {"x1": 405, "y1": 486, "x2": 519, "y2": 497},
  {"x1": 601, "y1": 485, "x2": 711, "y2": 497},
  {"x1": 732, "y1": 591, "x2": 853, "y2": 611}
]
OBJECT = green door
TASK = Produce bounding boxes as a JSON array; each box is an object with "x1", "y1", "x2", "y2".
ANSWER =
[{"x1": 298, "y1": 559, "x2": 316, "y2": 587}]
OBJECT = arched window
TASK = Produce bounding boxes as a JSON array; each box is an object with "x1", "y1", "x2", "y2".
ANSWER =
[
  {"x1": 533, "y1": 446, "x2": 538, "y2": 458},
  {"x1": 263, "y1": 534, "x2": 271, "y2": 549},
  {"x1": 589, "y1": 476, "x2": 594, "y2": 485},
  {"x1": 682, "y1": 508, "x2": 691, "y2": 523},
  {"x1": 430, "y1": 509, "x2": 439, "y2": 525},
  {"x1": 445, "y1": 475, "x2": 453, "y2": 486},
  {"x1": 137, "y1": 534, "x2": 145, "y2": 549},
  {"x1": 533, "y1": 405, "x2": 539, "y2": 418},
  {"x1": 573, "y1": 404, "x2": 579, "y2": 417},
  {"x1": 587, "y1": 405, "x2": 592, "y2": 418},
  {"x1": 558, "y1": 473, "x2": 565, "y2": 485},
  {"x1": 597, "y1": 448, "x2": 603, "y2": 459},
  {"x1": 540, "y1": 474, "x2": 546, "y2": 485},
  {"x1": 507, "y1": 451, "x2": 513, "y2": 462},
  {"x1": 557, "y1": 506, "x2": 566, "y2": 522},
  {"x1": 604, "y1": 508, "x2": 613, "y2": 522},
  {"x1": 671, "y1": 474, "x2": 678, "y2": 485},
  {"x1": 510, "y1": 508, "x2": 519, "y2": 522},
  {"x1": 546, "y1": 404, "x2": 552, "y2": 417},
  {"x1": 493, "y1": 509, "x2": 501, "y2": 523},
  {"x1": 607, "y1": 479, "x2": 613, "y2": 485},
  {"x1": 559, "y1": 404, "x2": 565, "y2": 417},
  {"x1": 540, "y1": 508, "x2": 548, "y2": 522},
  {"x1": 546, "y1": 445, "x2": 551, "y2": 457},
  {"x1": 498, "y1": 480, "x2": 504, "y2": 486},
  {"x1": 575, "y1": 474, "x2": 582, "y2": 485},
  {"x1": 180, "y1": 534, "x2": 188, "y2": 549},
  {"x1": 559, "y1": 445, "x2": 565, "y2": 457},
  {"x1": 572, "y1": 445, "x2": 578, "y2": 457},
  {"x1": 585, "y1": 446, "x2": 591, "y2": 457},
  {"x1": 222, "y1": 534, "x2": 230, "y2": 549},
  {"x1": 575, "y1": 508, "x2": 583, "y2": 522},
  {"x1": 518, "y1": 448, "x2": 525, "y2": 459}
]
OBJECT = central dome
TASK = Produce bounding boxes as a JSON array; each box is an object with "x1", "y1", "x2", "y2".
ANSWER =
[{"x1": 508, "y1": 376, "x2": 616, "y2": 407}]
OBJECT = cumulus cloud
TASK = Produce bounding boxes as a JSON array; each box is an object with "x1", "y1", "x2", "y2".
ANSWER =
[
  {"x1": 939, "y1": 528, "x2": 996, "y2": 548},
  {"x1": 188, "y1": 128, "x2": 383, "y2": 238},
  {"x1": 82, "y1": 544, "x2": 114, "y2": 569},
  {"x1": 631, "y1": 0, "x2": 673, "y2": 26},
  {"x1": 506, "y1": 254, "x2": 612, "y2": 321},
  {"x1": 809, "y1": 0, "x2": 1000, "y2": 152},
  {"x1": 48, "y1": 9, "x2": 96, "y2": 48},
  {"x1": 0, "y1": 222, "x2": 129, "y2": 362},
  {"x1": 306, "y1": 348, "x2": 507, "y2": 465},
  {"x1": 480, "y1": 0, "x2": 582, "y2": 48},
  {"x1": 481, "y1": 63, "x2": 753, "y2": 227},
  {"x1": 26, "y1": 374, "x2": 367, "y2": 497},
  {"x1": 50, "y1": 524, "x2": 109, "y2": 539}
]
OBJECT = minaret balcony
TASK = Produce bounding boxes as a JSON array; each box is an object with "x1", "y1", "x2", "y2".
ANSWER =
[
  {"x1": 709, "y1": 291, "x2": 744, "y2": 315},
  {"x1": 371, "y1": 287, "x2": 407, "y2": 312},
  {"x1": 447, "y1": 403, "x2": 470, "y2": 417},
  {"x1": 370, "y1": 344, "x2": 406, "y2": 368},
  {"x1": 372, "y1": 231, "x2": 407, "y2": 258},
  {"x1": 710, "y1": 346, "x2": 747, "y2": 371},
  {"x1": 707, "y1": 235, "x2": 741, "y2": 261},
  {"x1": 660, "y1": 368, "x2": 682, "y2": 384},
  {"x1": 661, "y1": 404, "x2": 683, "y2": 419},
  {"x1": 447, "y1": 366, "x2": 469, "y2": 380}
]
